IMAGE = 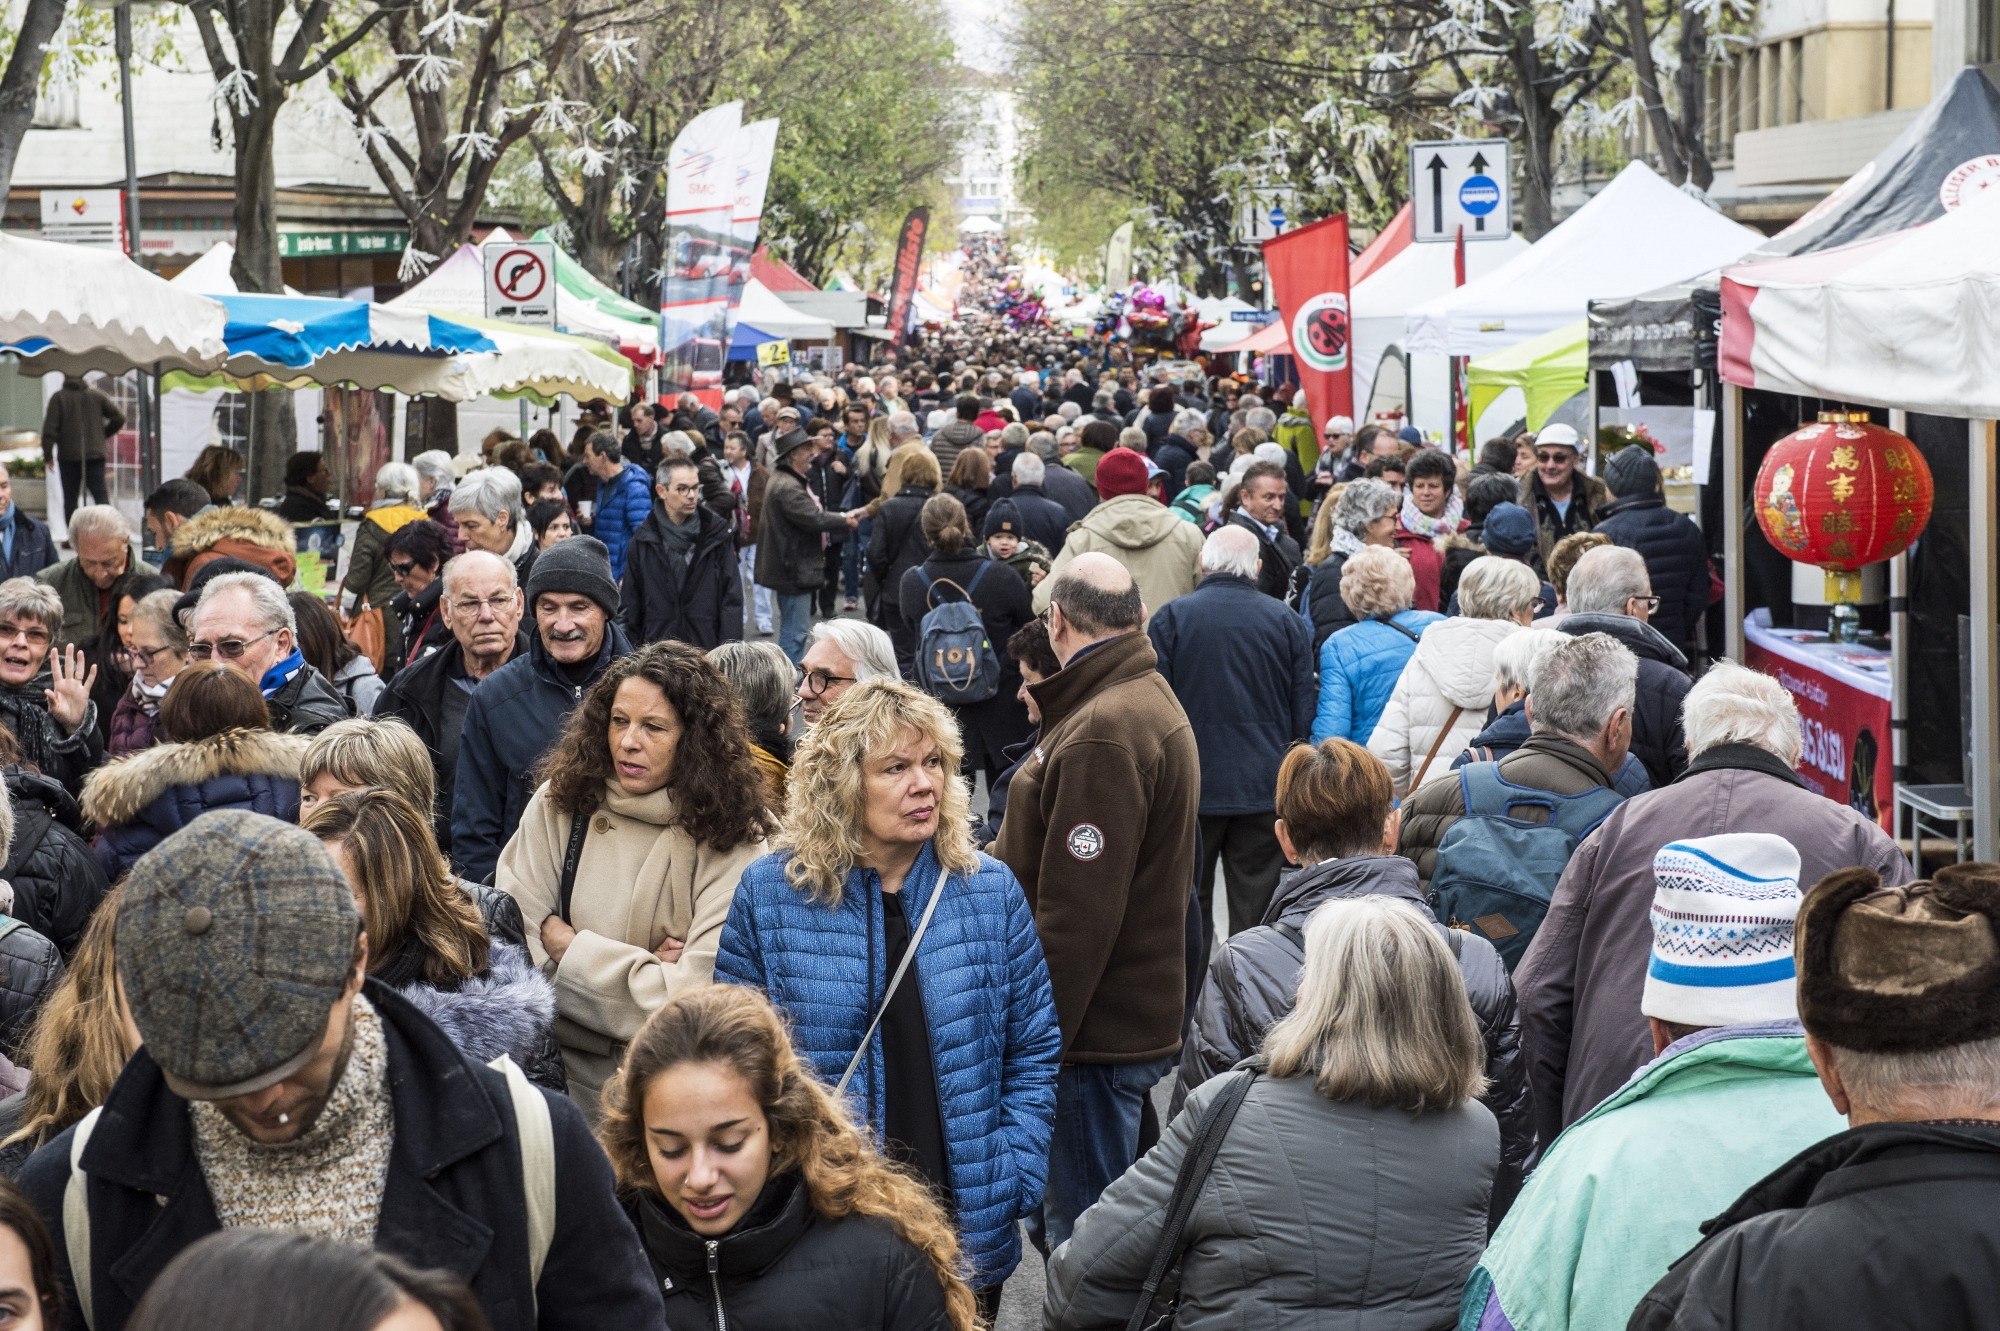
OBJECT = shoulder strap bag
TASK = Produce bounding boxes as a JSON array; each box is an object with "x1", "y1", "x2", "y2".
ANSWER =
[
  {"x1": 557, "y1": 810, "x2": 588, "y2": 924},
  {"x1": 837, "y1": 867, "x2": 949, "y2": 1096},
  {"x1": 1410, "y1": 705, "x2": 1465, "y2": 792},
  {"x1": 1123, "y1": 1069, "x2": 1259, "y2": 1331}
]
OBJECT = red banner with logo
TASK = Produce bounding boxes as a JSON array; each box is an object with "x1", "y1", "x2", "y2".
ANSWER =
[
  {"x1": 1262, "y1": 214, "x2": 1352, "y2": 450},
  {"x1": 886, "y1": 207, "x2": 931, "y2": 344},
  {"x1": 1744, "y1": 642, "x2": 1893, "y2": 832}
]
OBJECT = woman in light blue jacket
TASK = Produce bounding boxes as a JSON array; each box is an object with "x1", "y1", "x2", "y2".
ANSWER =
[
  {"x1": 1313, "y1": 544, "x2": 1444, "y2": 744},
  {"x1": 714, "y1": 678, "x2": 1060, "y2": 1312}
]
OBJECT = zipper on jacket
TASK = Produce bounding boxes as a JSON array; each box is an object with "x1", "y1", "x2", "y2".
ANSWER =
[{"x1": 706, "y1": 1240, "x2": 726, "y2": 1331}]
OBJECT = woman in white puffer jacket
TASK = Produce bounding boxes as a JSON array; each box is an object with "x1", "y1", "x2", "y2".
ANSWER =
[{"x1": 1368, "y1": 555, "x2": 1543, "y2": 797}]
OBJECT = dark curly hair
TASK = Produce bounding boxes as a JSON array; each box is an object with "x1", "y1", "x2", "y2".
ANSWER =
[
  {"x1": 1405, "y1": 447, "x2": 1457, "y2": 487},
  {"x1": 383, "y1": 519, "x2": 453, "y2": 574},
  {"x1": 536, "y1": 640, "x2": 772, "y2": 851}
]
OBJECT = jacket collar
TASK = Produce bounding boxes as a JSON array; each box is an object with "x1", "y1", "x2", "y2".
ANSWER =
[
  {"x1": 1266, "y1": 854, "x2": 1423, "y2": 926},
  {"x1": 1468, "y1": 699, "x2": 1529, "y2": 749},
  {"x1": 1559, "y1": 611, "x2": 1688, "y2": 670},
  {"x1": 1030, "y1": 631, "x2": 1156, "y2": 732},
  {"x1": 639, "y1": 502, "x2": 724, "y2": 547},
  {"x1": 1509, "y1": 732, "x2": 1619, "y2": 787},
  {"x1": 637, "y1": 1173, "x2": 811, "y2": 1285},
  {"x1": 528, "y1": 621, "x2": 631, "y2": 689},
  {"x1": 1598, "y1": 493, "x2": 1664, "y2": 518},
  {"x1": 1674, "y1": 741, "x2": 1807, "y2": 789},
  {"x1": 1196, "y1": 572, "x2": 1257, "y2": 594}
]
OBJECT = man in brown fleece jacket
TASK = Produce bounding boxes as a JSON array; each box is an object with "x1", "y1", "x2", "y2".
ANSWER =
[{"x1": 995, "y1": 552, "x2": 1199, "y2": 1254}]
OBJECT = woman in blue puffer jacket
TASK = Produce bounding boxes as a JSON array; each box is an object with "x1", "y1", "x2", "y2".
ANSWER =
[
  {"x1": 1312, "y1": 545, "x2": 1444, "y2": 744},
  {"x1": 714, "y1": 678, "x2": 1060, "y2": 1315},
  {"x1": 82, "y1": 661, "x2": 304, "y2": 882}
]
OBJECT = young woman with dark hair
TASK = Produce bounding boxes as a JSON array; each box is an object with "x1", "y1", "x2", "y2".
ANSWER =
[
  {"x1": 599, "y1": 985, "x2": 976, "y2": 1331},
  {"x1": 0, "y1": 1175, "x2": 64, "y2": 1327},
  {"x1": 497, "y1": 640, "x2": 772, "y2": 1118}
]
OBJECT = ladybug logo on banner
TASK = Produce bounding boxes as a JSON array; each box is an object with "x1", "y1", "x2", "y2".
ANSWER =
[{"x1": 1291, "y1": 293, "x2": 1350, "y2": 374}]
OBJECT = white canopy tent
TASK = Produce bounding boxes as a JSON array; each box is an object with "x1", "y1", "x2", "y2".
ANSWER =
[
  {"x1": 740, "y1": 278, "x2": 836, "y2": 341},
  {"x1": 1, "y1": 233, "x2": 226, "y2": 374},
  {"x1": 1405, "y1": 162, "x2": 1764, "y2": 359},
  {"x1": 1352, "y1": 232, "x2": 1530, "y2": 436}
]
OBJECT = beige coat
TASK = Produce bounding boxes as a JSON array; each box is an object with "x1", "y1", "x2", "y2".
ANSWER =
[
  {"x1": 498, "y1": 779, "x2": 765, "y2": 1113},
  {"x1": 1032, "y1": 493, "x2": 1205, "y2": 623}
]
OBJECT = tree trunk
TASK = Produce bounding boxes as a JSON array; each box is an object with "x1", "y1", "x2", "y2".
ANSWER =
[
  {"x1": 1624, "y1": 0, "x2": 1688, "y2": 184},
  {"x1": 0, "y1": 0, "x2": 67, "y2": 200},
  {"x1": 1676, "y1": 6, "x2": 1715, "y2": 190},
  {"x1": 1510, "y1": 23, "x2": 1560, "y2": 238}
]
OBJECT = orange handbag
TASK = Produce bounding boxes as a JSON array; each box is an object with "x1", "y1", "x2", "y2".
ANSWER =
[{"x1": 339, "y1": 599, "x2": 387, "y2": 673}]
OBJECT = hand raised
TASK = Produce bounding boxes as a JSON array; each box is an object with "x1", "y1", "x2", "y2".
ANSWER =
[{"x1": 44, "y1": 643, "x2": 95, "y2": 734}]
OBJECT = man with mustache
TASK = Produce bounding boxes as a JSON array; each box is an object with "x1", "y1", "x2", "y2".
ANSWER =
[{"x1": 451, "y1": 536, "x2": 632, "y2": 883}]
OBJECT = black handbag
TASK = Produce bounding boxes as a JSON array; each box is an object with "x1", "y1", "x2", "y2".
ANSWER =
[{"x1": 1122, "y1": 1069, "x2": 1258, "y2": 1331}]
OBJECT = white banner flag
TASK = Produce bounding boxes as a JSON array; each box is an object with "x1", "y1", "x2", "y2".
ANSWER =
[
  {"x1": 725, "y1": 118, "x2": 780, "y2": 336},
  {"x1": 660, "y1": 100, "x2": 742, "y2": 394}
]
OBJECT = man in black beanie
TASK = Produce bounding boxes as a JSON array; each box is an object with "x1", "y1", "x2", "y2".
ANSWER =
[
  {"x1": 450, "y1": 535, "x2": 632, "y2": 881},
  {"x1": 1592, "y1": 446, "x2": 1711, "y2": 662}
]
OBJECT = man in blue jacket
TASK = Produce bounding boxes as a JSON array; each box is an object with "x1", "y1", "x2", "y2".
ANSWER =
[
  {"x1": 21, "y1": 810, "x2": 661, "y2": 1331},
  {"x1": 580, "y1": 432, "x2": 652, "y2": 582},
  {"x1": 0, "y1": 464, "x2": 56, "y2": 580},
  {"x1": 452, "y1": 537, "x2": 632, "y2": 882},
  {"x1": 1147, "y1": 524, "x2": 1316, "y2": 962}
]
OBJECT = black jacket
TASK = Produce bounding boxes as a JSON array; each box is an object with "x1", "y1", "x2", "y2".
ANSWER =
[
  {"x1": 374, "y1": 631, "x2": 531, "y2": 856},
  {"x1": 0, "y1": 512, "x2": 57, "y2": 582},
  {"x1": 619, "y1": 505, "x2": 742, "y2": 649},
  {"x1": 1302, "y1": 552, "x2": 1355, "y2": 651},
  {"x1": 0, "y1": 917, "x2": 58, "y2": 1058},
  {"x1": 1629, "y1": 1121, "x2": 2000, "y2": 1331},
  {"x1": 1147, "y1": 573, "x2": 1315, "y2": 816},
  {"x1": 265, "y1": 662, "x2": 352, "y2": 736},
  {"x1": 451, "y1": 624, "x2": 632, "y2": 884},
  {"x1": 1556, "y1": 613, "x2": 1690, "y2": 788},
  {"x1": 1041, "y1": 462, "x2": 1098, "y2": 524},
  {"x1": 0, "y1": 768, "x2": 107, "y2": 958},
  {"x1": 1224, "y1": 511, "x2": 1302, "y2": 602},
  {"x1": 0, "y1": 676, "x2": 101, "y2": 796},
  {"x1": 1176, "y1": 854, "x2": 1534, "y2": 1185},
  {"x1": 275, "y1": 486, "x2": 330, "y2": 524},
  {"x1": 1152, "y1": 434, "x2": 1196, "y2": 497},
  {"x1": 944, "y1": 483, "x2": 990, "y2": 537},
  {"x1": 754, "y1": 465, "x2": 848, "y2": 596},
  {"x1": 386, "y1": 577, "x2": 448, "y2": 677},
  {"x1": 1593, "y1": 494, "x2": 1712, "y2": 662},
  {"x1": 898, "y1": 552, "x2": 1035, "y2": 772},
  {"x1": 633, "y1": 1173, "x2": 948, "y2": 1331},
  {"x1": 20, "y1": 980, "x2": 663, "y2": 1331},
  {"x1": 866, "y1": 484, "x2": 935, "y2": 613},
  {"x1": 1003, "y1": 483, "x2": 1072, "y2": 555}
]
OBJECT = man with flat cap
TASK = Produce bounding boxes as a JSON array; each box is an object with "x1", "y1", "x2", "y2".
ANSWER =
[
  {"x1": 754, "y1": 426, "x2": 856, "y2": 665},
  {"x1": 21, "y1": 809, "x2": 661, "y2": 1331},
  {"x1": 1630, "y1": 860, "x2": 2000, "y2": 1330}
]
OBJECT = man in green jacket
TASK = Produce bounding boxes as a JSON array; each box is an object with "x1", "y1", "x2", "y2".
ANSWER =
[
  {"x1": 36, "y1": 504, "x2": 156, "y2": 650},
  {"x1": 1460, "y1": 831, "x2": 1845, "y2": 1331}
]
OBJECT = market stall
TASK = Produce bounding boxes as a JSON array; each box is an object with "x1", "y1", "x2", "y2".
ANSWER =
[
  {"x1": 1466, "y1": 319, "x2": 1586, "y2": 436},
  {"x1": 1744, "y1": 609, "x2": 1894, "y2": 831},
  {"x1": 0, "y1": 232, "x2": 226, "y2": 374}
]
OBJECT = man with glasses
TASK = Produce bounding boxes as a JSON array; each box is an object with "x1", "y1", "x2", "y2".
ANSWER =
[
  {"x1": 188, "y1": 570, "x2": 350, "y2": 736},
  {"x1": 793, "y1": 618, "x2": 897, "y2": 728},
  {"x1": 1519, "y1": 422, "x2": 1610, "y2": 571},
  {"x1": 0, "y1": 576, "x2": 103, "y2": 789},
  {"x1": 451, "y1": 536, "x2": 631, "y2": 883},
  {"x1": 36, "y1": 505, "x2": 155, "y2": 651},
  {"x1": 373, "y1": 550, "x2": 528, "y2": 855},
  {"x1": 1558, "y1": 544, "x2": 1692, "y2": 788},
  {"x1": 619, "y1": 457, "x2": 739, "y2": 649},
  {"x1": 754, "y1": 428, "x2": 860, "y2": 666}
]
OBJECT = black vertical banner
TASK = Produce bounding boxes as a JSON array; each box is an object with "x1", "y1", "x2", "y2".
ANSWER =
[{"x1": 886, "y1": 207, "x2": 931, "y2": 344}]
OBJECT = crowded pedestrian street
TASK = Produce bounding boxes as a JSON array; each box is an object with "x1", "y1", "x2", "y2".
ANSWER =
[{"x1": 2, "y1": 3, "x2": 2000, "y2": 1325}]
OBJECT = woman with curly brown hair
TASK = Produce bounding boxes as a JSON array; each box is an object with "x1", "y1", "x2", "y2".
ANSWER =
[
  {"x1": 600, "y1": 985, "x2": 977, "y2": 1331},
  {"x1": 497, "y1": 639, "x2": 771, "y2": 1119}
]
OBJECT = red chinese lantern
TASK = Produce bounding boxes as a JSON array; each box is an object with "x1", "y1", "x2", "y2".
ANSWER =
[{"x1": 1754, "y1": 413, "x2": 1934, "y2": 574}]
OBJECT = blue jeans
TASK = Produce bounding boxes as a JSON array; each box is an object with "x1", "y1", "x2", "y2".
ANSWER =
[
  {"x1": 775, "y1": 591, "x2": 814, "y2": 664},
  {"x1": 1028, "y1": 1055, "x2": 1177, "y2": 1255}
]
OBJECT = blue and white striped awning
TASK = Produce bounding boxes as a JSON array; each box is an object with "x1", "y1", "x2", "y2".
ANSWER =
[{"x1": 218, "y1": 294, "x2": 495, "y2": 366}]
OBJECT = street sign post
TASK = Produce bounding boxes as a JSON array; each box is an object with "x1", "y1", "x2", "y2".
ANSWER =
[
  {"x1": 1407, "y1": 140, "x2": 1513, "y2": 243},
  {"x1": 482, "y1": 239, "x2": 556, "y2": 327}
]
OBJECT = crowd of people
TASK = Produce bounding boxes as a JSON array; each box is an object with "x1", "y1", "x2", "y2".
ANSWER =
[{"x1": 0, "y1": 240, "x2": 1974, "y2": 1331}]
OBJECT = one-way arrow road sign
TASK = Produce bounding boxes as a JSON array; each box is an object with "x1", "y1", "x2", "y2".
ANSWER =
[{"x1": 1409, "y1": 139, "x2": 1513, "y2": 243}]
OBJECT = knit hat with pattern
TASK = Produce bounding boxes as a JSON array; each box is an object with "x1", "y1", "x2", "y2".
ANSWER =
[{"x1": 1642, "y1": 833, "x2": 1803, "y2": 1028}]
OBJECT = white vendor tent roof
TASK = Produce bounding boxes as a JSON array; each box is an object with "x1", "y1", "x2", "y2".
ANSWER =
[
  {"x1": 1351, "y1": 230, "x2": 1530, "y2": 401},
  {"x1": 1405, "y1": 162, "x2": 1763, "y2": 358},
  {"x1": 1719, "y1": 190, "x2": 2000, "y2": 417},
  {"x1": 391, "y1": 241, "x2": 658, "y2": 361},
  {"x1": 2, "y1": 233, "x2": 226, "y2": 373},
  {"x1": 740, "y1": 278, "x2": 835, "y2": 340}
]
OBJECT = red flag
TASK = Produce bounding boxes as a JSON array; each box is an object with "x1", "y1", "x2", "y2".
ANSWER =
[
  {"x1": 1262, "y1": 214, "x2": 1352, "y2": 448},
  {"x1": 885, "y1": 207, "x2": 931, "y2": 344}
]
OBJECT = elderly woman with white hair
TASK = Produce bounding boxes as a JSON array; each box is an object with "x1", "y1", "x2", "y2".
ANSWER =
[
  {"x1": 0, "y1": 577, "x2": 102, "y2": 789},
  {"x1": 1513, "y1": 658, "x2": 1913, "y2": 1151},
  {"x1": 1558, "y1": 543, "x2": 1693, "y2": 788},
  {"x1": 1050, "y1": 893, "x2": 1498, "y2": 1328},
  {"x1": 339, "y1": 460, "x2": 426, "y2": 666},
  {"x1": 449, "y1": 464, "x2": 537, "y2": 587},
  {"x1": 1298, "y1": 477, "x2": 1401, "y2": 649},
  {"x1": 410, "y1": 448, "x2": 464, "y2": 551},
  {"x1": 714, "y1": 678, "x2": 1059, "y2": 1313},
  {"x1": 1311, "y1": 544, "x2": 1444, "y2": 745},
  {"x1": 1368, "y1": 554, "x2": 1541, "y2": 797}
]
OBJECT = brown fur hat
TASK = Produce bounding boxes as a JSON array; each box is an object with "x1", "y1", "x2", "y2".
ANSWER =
[{"x1": 1797, "y1": 862, "x2": 2000, "y2": 1053}]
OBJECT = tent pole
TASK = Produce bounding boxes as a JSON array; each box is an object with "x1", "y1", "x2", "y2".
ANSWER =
[
  {"x1": 1723, "y1": 380, "x2": 1745, "y2": 662},
  {"x1": 1971, "y1": 418, "x2": 1998, "y2": 861},
  {"x1": 1888, "y1": 409, "x2": 1909, "y2": 790}
]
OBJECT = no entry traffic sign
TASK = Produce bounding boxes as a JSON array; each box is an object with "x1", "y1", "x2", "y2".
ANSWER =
[
  {"x1": 1408, "y1": 140, "x2": 1514, "y2": 243},
  {"x1": 482, "y1": 239, "x2": 557, "y2": 326}
]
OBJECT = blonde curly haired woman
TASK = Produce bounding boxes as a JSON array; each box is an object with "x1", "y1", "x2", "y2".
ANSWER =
[
  {"x1": 598, "y1": 984, "x2": 979, "y2": 1331},
  {"x1": 713, "y1": 678, "x2": 1059, "y2": 1316}
]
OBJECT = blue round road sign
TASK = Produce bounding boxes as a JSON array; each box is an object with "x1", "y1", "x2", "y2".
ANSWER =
[
  {"x1": 1269, "y1": 206, "x2": 1287, "y2": 230},
  {"x1": 1459, "y1": 175, "x2": 1500, "y2": 216}
]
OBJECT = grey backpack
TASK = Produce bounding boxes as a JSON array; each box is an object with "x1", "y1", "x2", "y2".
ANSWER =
[{"x1": 915, "y1": 564, "x2": 1000, "y2": 704}]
